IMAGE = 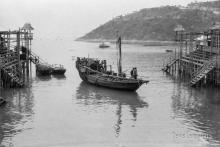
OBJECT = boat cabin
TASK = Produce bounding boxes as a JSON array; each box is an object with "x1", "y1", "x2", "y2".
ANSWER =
[{"x1": 76, "y1": 57, "x2": 126, "y2": 77}]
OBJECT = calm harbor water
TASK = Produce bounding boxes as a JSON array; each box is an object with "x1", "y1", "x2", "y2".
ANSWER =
[{"x1": 0, "y1": 39, "x2": 220, "y2": 146}]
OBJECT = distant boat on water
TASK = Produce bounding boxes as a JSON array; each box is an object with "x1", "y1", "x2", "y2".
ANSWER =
[
  {"x1": 166, "y1": 49, "x2": 173, "y2": 53},
  {"x1": 75, "y1": 36, "x2": 149, "y2": 91},
  {"x1": 99, "y1": 42, "x2": 110, "y2": 48}
]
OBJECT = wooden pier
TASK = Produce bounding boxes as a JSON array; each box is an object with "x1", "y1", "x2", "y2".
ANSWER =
[
  {"x1": 162, "y1": 23, "x2": 220, "y2": 87},
  {"x1": 0, "y1": 23, "x2": 50, "y2": 88}
]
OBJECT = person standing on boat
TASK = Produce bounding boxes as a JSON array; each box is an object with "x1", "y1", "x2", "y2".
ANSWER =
[
  {"x1": 130, "y1": 67, "x2": 138, "y2": 79},
  {"x1": 130, "y1": 68, "x2": 134, "y2": 78},
  {"x1": 133, "y1": 67, "x2": 137, "y2": 79}
]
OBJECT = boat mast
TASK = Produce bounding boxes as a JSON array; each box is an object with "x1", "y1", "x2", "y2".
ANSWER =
[{"x1": 117, "y1": 35, "x2": 122, "y2": 75}]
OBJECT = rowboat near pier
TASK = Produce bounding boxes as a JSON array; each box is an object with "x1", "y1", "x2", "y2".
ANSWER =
[
  {"x1": 75, "y1": 36, "x2": 149, "y2": 91},
  {"x1": 52, "y1": 64, "x2": 66, "y2": 75},
  {"x1": 36, "y1": 64, "x2": 52, "y2": 76}
]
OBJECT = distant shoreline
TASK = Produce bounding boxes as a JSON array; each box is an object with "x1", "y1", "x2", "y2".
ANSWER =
[{"x1": 75, "y1": 39, "x2": 176, "y2": 46}]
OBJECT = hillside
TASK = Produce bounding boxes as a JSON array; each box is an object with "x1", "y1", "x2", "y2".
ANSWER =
[
  {"x1": 188, "y1": 0, "x2": 220, "y2": 9},
  {"x1": 78, "y1": 2, "x2": 220, "y2": 41}
]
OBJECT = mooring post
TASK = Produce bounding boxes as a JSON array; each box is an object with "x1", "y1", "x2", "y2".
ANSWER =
[
  {"x1": 25, "y1": 30, "x2": 30, "y2": 78},
  {"x1": 217, "y1": 33, "x2": 220, "y2": 85},
  {"x1": 0, "y1": 66, "x2": 1, "y2": 88},
  {"x1": 17, "y1": 29, "x2": 22, "y2": 79},
  {"x1": 7, "y1": 30, "x2": 10, "y2": 51}
]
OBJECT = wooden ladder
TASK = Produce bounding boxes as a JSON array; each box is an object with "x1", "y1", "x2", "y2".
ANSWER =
[
  {"x1": 29, "y1": 50, "x2": 40, "y2": 64},
  {"x1": 162, "y1": 58, "x2": 179, "y2": 72},
  {"x1": 190, "y1": 56, "x2": 216, "y2": 87},
  {"x1": 28, "y1": 49, "x2": 51, "y2": 67}
]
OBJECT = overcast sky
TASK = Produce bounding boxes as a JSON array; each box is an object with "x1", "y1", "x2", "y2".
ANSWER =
[{"x1": 0, "y1": 0, "x2": 213, "y2": 39}]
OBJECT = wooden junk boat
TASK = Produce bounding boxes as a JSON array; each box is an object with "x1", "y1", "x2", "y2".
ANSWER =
[
  {"x1": 76, "y1": 36, "x2": 149, "y2": 91},
  {"x1": 52, "y1": 64, "x2": 66, "y2": 75}
]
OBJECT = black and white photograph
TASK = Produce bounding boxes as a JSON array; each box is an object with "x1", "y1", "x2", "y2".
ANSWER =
[{"x1": 0, "y1": 0, "x2": 220, "y2": 146}]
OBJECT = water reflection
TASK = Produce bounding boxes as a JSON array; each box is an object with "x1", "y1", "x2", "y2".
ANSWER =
[
  {"x1": 172, "y1": 82, "x2": 220, "y2": 144},
  {"x1": 52, "y1": 75, "x2": 66, "y2": 80},
  {"x1": 0, "y1": 88, "x2": 34, "y2": 146},
  {"x1": 76, "y1": 82, "x2": 148, "y2": 136},
  {"x1": 35, "y1": 75, "x2": 52, "y2": 81}
]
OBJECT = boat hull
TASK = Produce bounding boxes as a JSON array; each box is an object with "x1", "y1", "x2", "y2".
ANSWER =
[
  {"x1": 52, "y1": 69, "x2": 66, "y2": 75},
  {"x1": 76, "y1": 70, "x2": 148, "y2": 91},
  {"x1": 36, "y1": 70, "x2": 52, "y2": 76},
  {"x1": 87, "y1": 75, "x2": 146, "y2": 91},
  {"x1": 36, "y1": 64, "x2": 52, "y2": 76}
]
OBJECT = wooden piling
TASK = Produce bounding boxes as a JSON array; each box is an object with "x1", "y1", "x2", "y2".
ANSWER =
[
  {"x1": 162, "y1": 23, "x2": 220, "y2": 87},
  {"x1": 0, "y1": 25, "x2": 34, "y2": 88}
]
